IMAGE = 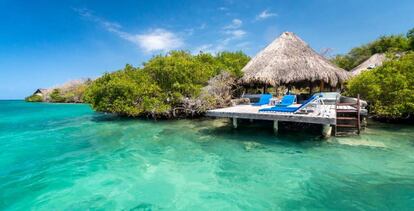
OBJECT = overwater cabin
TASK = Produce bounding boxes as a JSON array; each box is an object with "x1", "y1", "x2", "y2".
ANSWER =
[
  {"x1": 240, "y1": 32, "x2": 350, "y2": 97},
  {"x1": 206, "y1": 32, "x2": 366, "y2": 137}
]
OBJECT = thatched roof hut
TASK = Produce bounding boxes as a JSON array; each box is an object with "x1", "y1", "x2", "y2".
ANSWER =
[
  {"x1": 351, "y1": 53, "x2": 386, "y2": 76},
  {"x1": 33, "y1": 88, "x2": 48, "y2": 96},
  {"x1": 240, "y1": 32, "x2": 350, "y2": 89}
]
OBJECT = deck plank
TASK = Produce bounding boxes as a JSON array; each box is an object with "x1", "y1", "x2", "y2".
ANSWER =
[{"x1": 206, "y1": 104, "x2": 337, "y2": 125}]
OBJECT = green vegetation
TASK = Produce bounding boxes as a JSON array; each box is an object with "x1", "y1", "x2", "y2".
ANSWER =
[
  {"x1": 215, "y1": 51, "x2": 250, "y2": 77},
  {"x1": 408, "y1": 28, "x2": 414, "y2": 50},
  {"x1": 346, "y1": 52, "x2": 414, "y2": 120},
  {"x1": 84, "y1": 51, "x2": 249, "y2": 117},
  {"x1": 25, "y1": 79, "x2": 91, "y2": 103},
  {"x1": 334, "y1": 27, "x2": 414, "y2": 121},
  {"x1": 25, "y1": 94, "x2": 43, "y2": 102},
  {"x1": 332, "y1": 28, "x2": 414, "y2": 70},
  {"x1": 84, "y1": 65, "x2": 168, "y2": 116},
  {"x1": 49, "y1": 89, "x2": 66, "y2": 103},
  {"x1": 60, "y1": 82, "x2": 90, "y2": 103}
]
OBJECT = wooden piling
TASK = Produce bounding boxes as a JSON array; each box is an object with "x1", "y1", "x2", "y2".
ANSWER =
[
  {"x1": 322, "y1": 124, "x2": 332, "y2": 138},
  {"x1": 232, "y1": 117, "x2": 238, "y2": 128},
  {"x1": 273, "y1": 120, "x2": 279, "y2": 133}
]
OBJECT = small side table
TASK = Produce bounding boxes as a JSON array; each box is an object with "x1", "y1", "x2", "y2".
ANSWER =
[{"x1": 269, "y1": 98, "x2": 280, "y2": 106}]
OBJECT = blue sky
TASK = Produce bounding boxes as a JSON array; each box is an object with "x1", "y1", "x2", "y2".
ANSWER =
[{"x1": 1, "y1": 0, "x2": 413, "y2": 99}]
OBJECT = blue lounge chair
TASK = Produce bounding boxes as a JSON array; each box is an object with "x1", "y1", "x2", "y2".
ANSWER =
[
  {"x1": 252, "y1": 94, "x2": 273, "y2": 106},
  {"x1": 274, "y1": 95, "x2": 296, "y2": 107},
  {"x1": 259, "y1": 95, "x2": 321, "y2": 113}
]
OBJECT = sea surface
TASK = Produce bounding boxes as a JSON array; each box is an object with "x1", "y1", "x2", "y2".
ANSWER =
[{"x1": 0, "y1": 100, "x2": 413, "y2": 210}]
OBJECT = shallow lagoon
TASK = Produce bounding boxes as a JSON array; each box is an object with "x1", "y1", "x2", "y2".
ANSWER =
[{"x1": 0, "y1": 101, "x2": 413, "y2": 210}]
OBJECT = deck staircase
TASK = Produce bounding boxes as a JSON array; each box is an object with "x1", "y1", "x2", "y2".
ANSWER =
[{"x1": 334, "y1": 94, "x2": 361, "y2": 136}]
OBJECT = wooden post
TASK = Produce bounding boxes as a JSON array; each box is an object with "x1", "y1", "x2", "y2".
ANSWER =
[
  {"x1": 273, "y1": 120, "x2": 279, "y2": 134},
  {"x1": 357, "y1": 94, "x2": 360, "y2": 134},
  {"x1": 322, "y1": 124, "x2": 332, "y2": 138},
  {"x1": 319, "y1": 81, "x2": 324, "y2": 92},
  {"x1": 232, "y1": 117, "x2": 238, "y2": 129},
  {"x1": 362, "y1": 117, "x2": 367, "y2": 128},
  {"x1": 309, "y1": 82, "x2": 313, "y2": 94}
]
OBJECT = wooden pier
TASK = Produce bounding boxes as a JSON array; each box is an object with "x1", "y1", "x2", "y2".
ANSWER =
[{"x1": 206, "y1": 104, "x2": 360, "y2": 137}]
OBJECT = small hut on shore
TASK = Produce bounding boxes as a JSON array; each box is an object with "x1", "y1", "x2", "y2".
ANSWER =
[
  {"x1": 240, "y1": 32, "x2": 350, "y2": 93},
  {"x1": 33, "y1": 88, "x2": 48, "y2": 96},
  {"x1": 350, "y1": 53, "x2": 386, "y2": 76}
]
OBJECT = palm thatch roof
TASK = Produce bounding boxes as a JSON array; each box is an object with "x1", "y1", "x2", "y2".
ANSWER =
[
  {"x1": 33, "y1": 88, "x2": 48, "y2": 95},
  {"x1": 350, "y1": 53, "x2": 387, "y2": 76},
  {"x1": 240, "y1": 32, "x2": 350, "y2": 87}
]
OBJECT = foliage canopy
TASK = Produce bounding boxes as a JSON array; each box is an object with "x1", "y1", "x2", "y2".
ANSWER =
[
  {"x1": 84, "y1": 65, "x2": 169, "y2": 116},
  {"x1": 346, "y1": 52, "x2": 414, "y2": 119},
  {"x1": 25, "y1": 94, "x2": 43, "y2": 102},
  {"x1": 84, "y1": 51, "x2": 250, "y2": 117},
  {"x1": 49, "y1": 89, "x2": 66, "y2": 103}
]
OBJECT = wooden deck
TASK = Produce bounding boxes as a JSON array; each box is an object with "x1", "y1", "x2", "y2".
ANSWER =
[
  {"x1": 206, "y1": 99, "x2": 362, "y2": 137},
  {"x1": 206, "y1": 104, "x2": 338, "y2": 125}
]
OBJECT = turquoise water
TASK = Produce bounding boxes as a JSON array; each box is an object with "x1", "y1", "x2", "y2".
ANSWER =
[{"x1": 0, "y1": 101, "x2": 413, "y2": 210}]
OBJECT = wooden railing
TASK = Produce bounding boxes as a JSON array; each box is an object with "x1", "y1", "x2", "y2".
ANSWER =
[{"x1": 335, "y1": 94, "x2": 361, "y2": 135}]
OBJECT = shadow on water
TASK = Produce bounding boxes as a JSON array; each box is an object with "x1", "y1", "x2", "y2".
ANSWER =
[
  {"x1": 89, "y1": 112, "x2": 182, "y2": 122},
  {"x1": 198, "y1": 118, "x2": 325, "y2": 145},
  {"x1": 89, "y1": 113, "x2": 161, "y2": 124},
  {"x1": 90, "y1": 113, "x2": 327, "y2": 145},
  {"x1": 366, "y1": 119, "x2": 414, "y2": 132},
  {"x1": 90, "y1": 113, "x2": 130, "y2": 122},
  {"x1": 130, "y1": 202, "x2": 160, "y2": 211},
  {"x1": 88, "y1": 113, "x2": 336, "y2": 149}
]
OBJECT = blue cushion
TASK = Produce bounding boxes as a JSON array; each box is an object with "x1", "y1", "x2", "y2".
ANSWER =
[
  {"x1": 259, "y1": 95, "x2": 320, "y2": 112},
  {"x1": 252, "y1": 94, "x2": 272, "y2": 106},
  {"x1": 274, "y1": 95, "x2": 296, "y2": 107},
  {"x1": 259, "y1": 107, "x2": 297, "y2": 112}
]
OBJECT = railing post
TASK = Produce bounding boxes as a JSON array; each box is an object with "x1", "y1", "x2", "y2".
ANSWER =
[
  {"x1": 334, "y1": 96, "x2": 339, "y2": 136},
  {"x1": 357, "y1": 94, "x2": 361, "y2": 134}
]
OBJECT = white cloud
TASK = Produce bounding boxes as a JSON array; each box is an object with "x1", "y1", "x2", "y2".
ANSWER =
[
  {"x1": 218, "y1": 7, "x2": 228, "y2": 11},
  {"x1": 236, "y1": 42, "x2": 250, "y2": 48},
  {"x1": 224, "y1": 18, "x2": 242, "y2": 29},
  {"x1": 256, "y1": 9, "x2": 277, "y2": 20},
  {"x1": 193, "y1": 43, "x2": 226, "y2": 55},
  {"x1": 225, "y1": 29, "x2": 246, "y2": 38},
  {"x1": 199, "y1": 23, "x2": 207, "y2": 30},
  {"x1": 222, "y1": 18, "x2": 246, "y2": 40},
  {"x1": 194, "y1": 29, "x2": 247, "y2": 54},
  {"x1": 193, "y1": 44, "x2": 214, "y2": 54},
  {"x1": 184, "y1": 28, "x2": 194, "y2": 36},
  {"x1": 131, "y1": 29, "x2": 183, "y2": 52},
  {"x1": 194, "y1": 39, "x2": 250, "y2": 55},
  {"x1": 196, "y1": 18, "x2": 247, "y2": 54},
  {"x1": 74, "y1": 8, "x2": 183, "y2": 53}
]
